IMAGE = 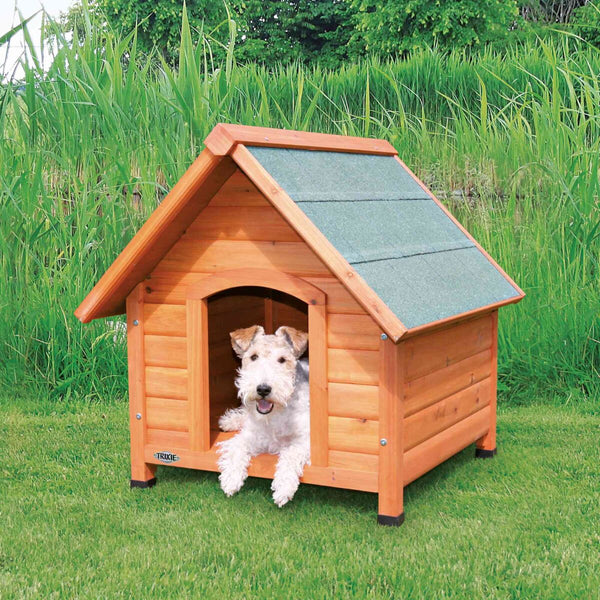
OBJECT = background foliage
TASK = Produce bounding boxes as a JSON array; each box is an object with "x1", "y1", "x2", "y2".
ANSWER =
[
  {"x1": 52, "y1": 0, "x2": 600, "y2": 66},
  {"x1": 0, "y1": 11, "x2": 598, "y2": 403},
  {"x1": 352, "y1": 0, "x2": 519, "y2": 54}
]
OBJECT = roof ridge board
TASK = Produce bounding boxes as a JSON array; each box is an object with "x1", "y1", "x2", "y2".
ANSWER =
[{"x1": 205, "y1": 123, "x2": 398, "y2": 157}]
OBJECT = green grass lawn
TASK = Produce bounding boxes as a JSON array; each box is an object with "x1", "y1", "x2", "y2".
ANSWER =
[{"x1": 1, "y1": 396, "x2": 599, "y2": 599}]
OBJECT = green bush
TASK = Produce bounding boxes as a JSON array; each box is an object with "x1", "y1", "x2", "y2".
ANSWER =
[
  {"x1": 572, "y1": 1, "x2": 600, "y2": 46},
  {"x1": 352, "y1": 0, "x2": 519, "y2": 54}
]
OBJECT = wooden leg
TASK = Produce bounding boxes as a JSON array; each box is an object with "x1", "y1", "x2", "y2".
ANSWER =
[
  {"x1": 130, "y1": 462, "x2": 157, "y2": 488},
  {"x1": 127, "y1": 284, "x2": 158, "y2": 488},
  {"x1": 476, "y1": 310, "x2": 498, "y2": 458},
  {"x1": 378, "y1": 338, "x2": 405, "y2": 526}
]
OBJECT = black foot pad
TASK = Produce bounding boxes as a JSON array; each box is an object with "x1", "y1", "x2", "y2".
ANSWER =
[
  {"x1": 130, "y1": 477, "x2": 157, "y2": 489},
  {"x1": 377, "y1": 513, "x2": 405, "y2": 527},
  {"x1": 475, "y1": 448, "x2": 497, "y2": 458}
]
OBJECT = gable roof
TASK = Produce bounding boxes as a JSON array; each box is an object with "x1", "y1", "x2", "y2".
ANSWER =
[{"x1": 75, "y1": 123, "x2": 524, "y2": 341}]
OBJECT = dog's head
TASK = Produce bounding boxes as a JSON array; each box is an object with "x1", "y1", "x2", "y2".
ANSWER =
[{"x1": 230, "y1": 325, "x2": 308, "y2": 415}]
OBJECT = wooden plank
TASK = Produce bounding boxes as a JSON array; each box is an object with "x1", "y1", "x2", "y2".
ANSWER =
[
  {"x1": 378, "y1": 338, "x2": 404, "y2": 521},
  {"x1": 328, "y1": 382, "x2": 379, "y2": 420},
  {"x1": 75, "y1": 151, "x2": 236, "y2": 323},
  {"x1": 231, "y1": 144, "x2": 407, "y2": 342},
  {"x1": 328, "y1": 450, "x2": 379, "y2": 473},
  {"x1": 208, "y1": 170, "x2": 271, "y2": 207},
  {"x1": 143, "y1": 304, "x2": 186, "y2": 337},
  {"x1": 477, "y1": 310, "x2": 499, "y2": 452},
  {"x1": 143, "y1": 275, "x2": 210, "y2": 305},
  {"x1": 328, "y1": 416, "x2": 379, "y2": 454},
  {"x1": 404, "y1": 314, "x2": 493, "y2": 381},
  {"x1": 328, "y1": 348, "x2": 379, "y2": 386},
  {"x1": 186, "y1": 268, "x2": 325, "y2": 306},
  {"x1": 205, "y1": 122, "x2": 398, "y2": 156},
  {"x1": 143, "y1": 275, "x2": 361, "y2": 312},
  {"x1": 157, "y1": 239, "x2": 331, "y2": 278},
  {"x1": 143, "y1": 443, "x2": 378, "y2": 493},
  {"x1": 272, "y1": 296, "x2": 307, "y2": 332},
  {"x1": 186, "y1": 206, "x2": 302, "y2": 242},
  {"x1": 145, "y1": 366, "x2": 188, "y2": 400},
  {"x1": 146, "y1": 397, "x2": 189, "y2": 432},
  {"x1": 404, "y1": 378, "x2": 491, "y2": 451},
  {"x1": 187, "y1": 298, "x2": 210, "y2": 451},
  {"x1": 327, "y1": 313, "x2": 380, "y2": 350},
  {"x1": 403, "y1": 406, "x2": 490, "y2": 485},
  {"x1": 144, "y1": 335, "x2": 187, "y2": 369},
  {"x1": 126, "y1": 283, "x2": 156, "y2": 482},
  {"x1": 264, "y1": 296, "x2": 274, "y2": 334},
  {"x1": 404, "y1": 349, "x2": 491, "y2": 417},
  {"x1": 309, "y1": 303, "x2": 328, "y2": 466},
  {"x1": 146, "y1": 428, "x2": 190, "y2": 449},
  {"x1": 303, "y1": 277, "x2": 366, "y2": 315}
]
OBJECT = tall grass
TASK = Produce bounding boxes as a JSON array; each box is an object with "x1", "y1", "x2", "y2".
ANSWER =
[{"x1": 0, "y1": 14, "x2": 598, "y2": 402}]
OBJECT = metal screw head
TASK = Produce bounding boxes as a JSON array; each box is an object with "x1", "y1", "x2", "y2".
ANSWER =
[
  {"x1": 135, "y1": 413, "x2": 142, "y2": 420},
  {"x1": 380, "y1": 438, "x2": 388, "y2": 446},
  {"x1": 133, "y1": 319, "x2": 139, "y2": 326},
  {"x1": 380, "y1": 333, "x2": 388, "y2": 341}
]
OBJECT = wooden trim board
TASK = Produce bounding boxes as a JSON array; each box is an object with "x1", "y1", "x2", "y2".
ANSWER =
[{"x1": 204, "y1": 123, "x2": 397, "y2": 156}]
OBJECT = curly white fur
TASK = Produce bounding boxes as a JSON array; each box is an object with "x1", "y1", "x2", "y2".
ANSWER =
[{"x1": 217, "y1": 325, "x2": 310, "y2": 507}]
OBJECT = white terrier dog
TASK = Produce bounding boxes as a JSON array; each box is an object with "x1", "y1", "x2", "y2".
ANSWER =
[{"x1": 217, "y1": 325, "x2": 310, "y2": 507}]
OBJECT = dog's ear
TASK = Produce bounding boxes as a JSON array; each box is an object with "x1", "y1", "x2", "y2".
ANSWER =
[
  {"x1": 230, "y1": 325, "x2": 264, "y2": 357},
  {"x1": 275, "y1": 326, "x2": 308, "y2": 358}
]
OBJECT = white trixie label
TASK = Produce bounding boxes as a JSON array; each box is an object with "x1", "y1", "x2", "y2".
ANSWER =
[{"x1": 153, "y1": 451, "x2": 180, "y2": 464}]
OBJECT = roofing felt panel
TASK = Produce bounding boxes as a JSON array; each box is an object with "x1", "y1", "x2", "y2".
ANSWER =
[{"x1": 248, "y1": 146, "x2": 521, "y2": 329}]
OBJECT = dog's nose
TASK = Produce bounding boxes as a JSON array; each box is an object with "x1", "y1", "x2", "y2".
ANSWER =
[{"x1": 256, "y1": 384, "x2": 272, "y2": 398}]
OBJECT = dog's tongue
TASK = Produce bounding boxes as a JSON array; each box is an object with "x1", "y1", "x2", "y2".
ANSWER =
[{"x1": 257, "y1": 398, "x2": 274, "y2": 414}]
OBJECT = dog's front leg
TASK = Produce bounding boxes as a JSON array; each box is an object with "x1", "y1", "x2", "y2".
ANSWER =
[
  {"x1": 217, "y1": 433, "x2": 253, "y2": 497},
  {"x1": 271, "y1": 443, "x2": 310, "y2": 507}
]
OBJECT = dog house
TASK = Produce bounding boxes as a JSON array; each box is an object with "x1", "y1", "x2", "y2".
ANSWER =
[{"x1": 75, "y1": 123, "x2": 524, "y2": 526}]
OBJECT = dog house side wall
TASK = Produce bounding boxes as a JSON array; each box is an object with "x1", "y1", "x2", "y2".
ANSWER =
[
  {"x1": 137, "y1": 168, "x2": 383, "y2": 486},
  {"x1": 401, "y1": 311, "x2": 497, "y2": 484}
]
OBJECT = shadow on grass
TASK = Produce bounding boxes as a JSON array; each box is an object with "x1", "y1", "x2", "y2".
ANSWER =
[{"x1": 148, "y1": 443, "x2": 480, "y2": 519}]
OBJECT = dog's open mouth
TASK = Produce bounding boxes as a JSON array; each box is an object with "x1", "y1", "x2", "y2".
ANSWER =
[{"x1": 256, "y1": 398, "x2": 274, "y2": 414}]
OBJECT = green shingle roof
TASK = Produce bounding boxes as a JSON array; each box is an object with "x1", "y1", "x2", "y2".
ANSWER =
[{"x1": 248, "y1": 146, "x2": 520, "y2": 329}]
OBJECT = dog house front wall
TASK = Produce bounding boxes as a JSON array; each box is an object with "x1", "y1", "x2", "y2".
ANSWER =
[{"x1": 133, "y1": 168, "x2": 385, "y2": 489}]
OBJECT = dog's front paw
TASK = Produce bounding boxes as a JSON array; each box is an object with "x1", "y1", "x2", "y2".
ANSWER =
[
  {"x1": 271, "y1": 478, "x2": 299, "y2": 507},
  {"x1": 219, "y1": 469, "x2": 246, "y2": 497}
]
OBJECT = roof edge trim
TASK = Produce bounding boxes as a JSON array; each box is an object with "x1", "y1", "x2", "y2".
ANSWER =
[
  {"x1": 74, "y1": 149, "x2": 236, "y2": 323},
  {"x1": 205, "y1": 123, "x2": 398, "y2": 157},
  {"x1": 230, "y1": 143, "x2": 408, "y2": 342},
  {"x1": 401, "y1": 296, "x2": 523, "y2": 340}
]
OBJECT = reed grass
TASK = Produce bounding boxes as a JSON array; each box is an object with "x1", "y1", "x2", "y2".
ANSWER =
[{"x1": 0, "y1": 14, "x2": 598, "y2": 402}]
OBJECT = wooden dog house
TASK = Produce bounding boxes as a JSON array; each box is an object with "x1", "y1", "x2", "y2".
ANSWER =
[{"x1": 75, "y1": 123, "x2": 524, "y2": 526}]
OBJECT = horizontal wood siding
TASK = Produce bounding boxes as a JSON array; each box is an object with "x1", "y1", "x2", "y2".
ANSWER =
[
  {"x1": 328, "y1": 382, "x2": 379, "y2": 420},
  {"x1": 327, "y1": 313, "x2": 380, "y2": 350},
  {"x1": 404, "y1": 314, "x2": 493, "y2": 381},
  {"x1": 146, "y1": 397, "x2": 189, "y2": 431},
  {"x1": 328, "y1": 348, "x2": 379, "y2": 385},
  {"x1": 404, "y1": 378, "x2": 491, "y2": 451},
  {"x1": 402, "y1": 315, "x2": 496, "y2": 479},
  {"x1": 328, "y1": 416, "x2": 379, "y2": 454},
  {"x1": 144, "y1": 335, "x2": 187, "y2": 369},
  {"x1": 145, "y1": 366, "x2": 187, "y2": 400}
]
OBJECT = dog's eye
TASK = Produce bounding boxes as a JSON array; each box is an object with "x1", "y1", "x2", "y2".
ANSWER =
[
  {"x1": 278, "y1": 356, "x2": 286, "y2": 364},
  {"x1": 250, "y1": 354, "x2": 258, "y2": 361}
]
